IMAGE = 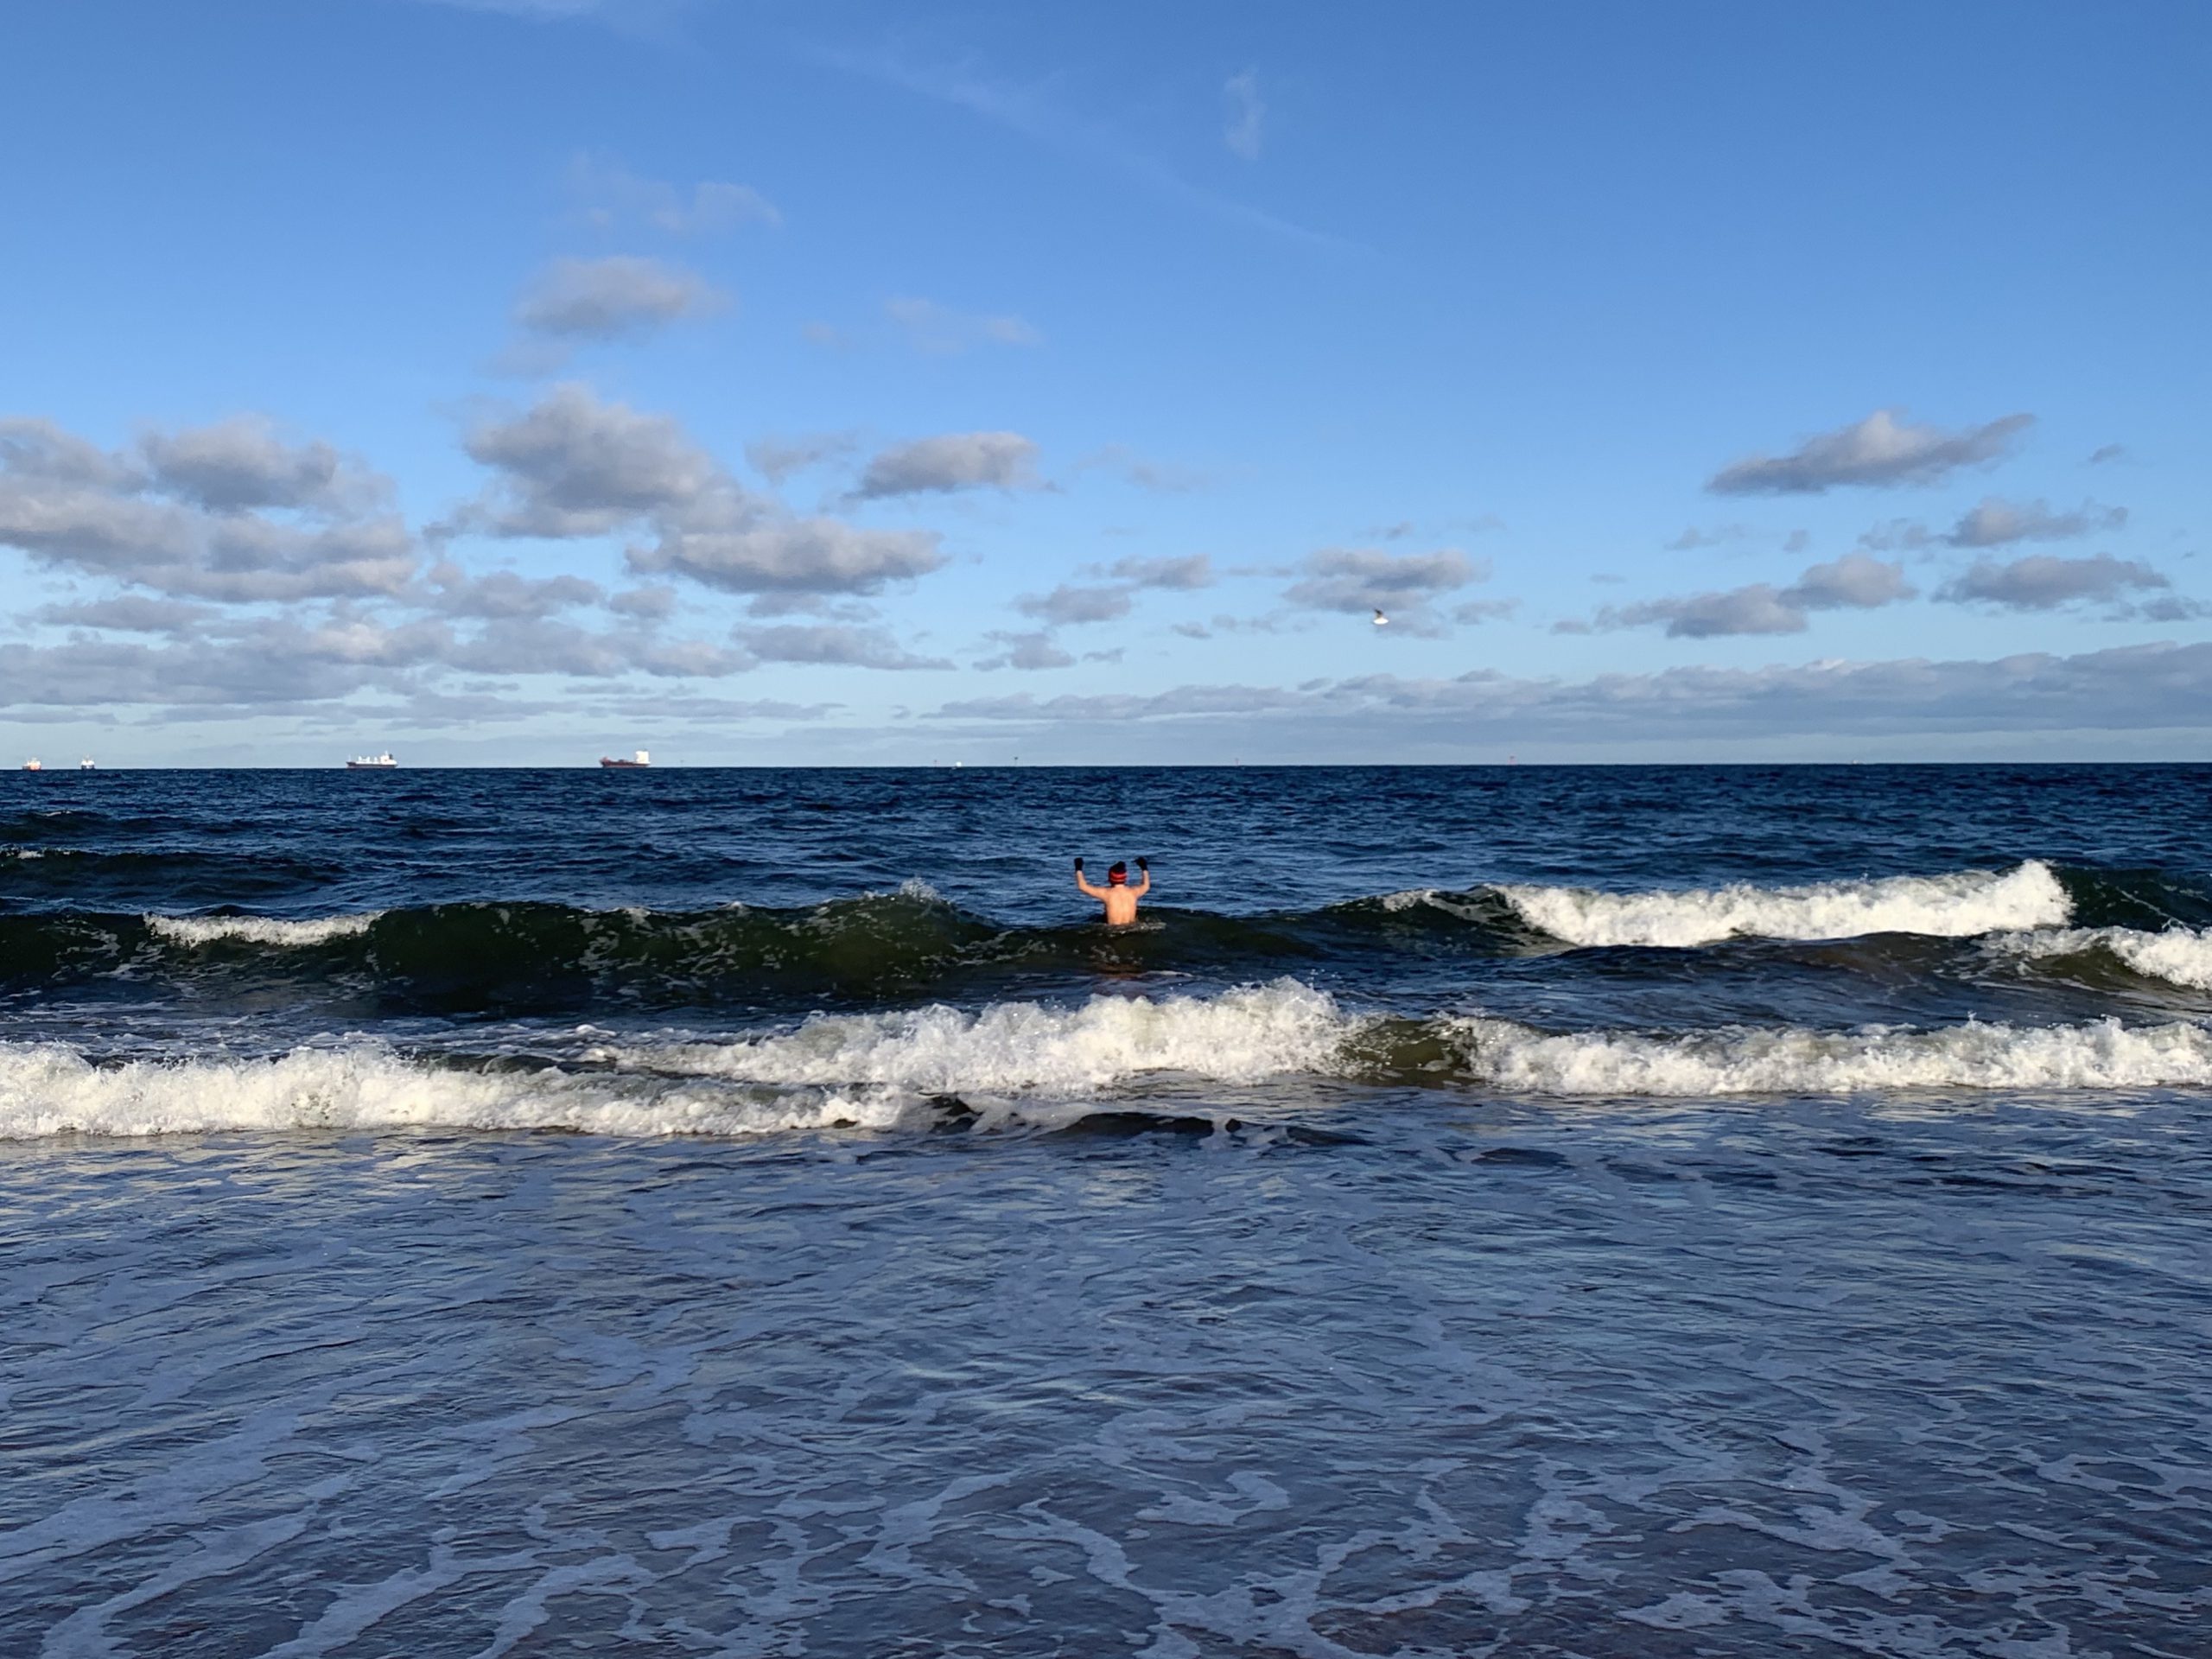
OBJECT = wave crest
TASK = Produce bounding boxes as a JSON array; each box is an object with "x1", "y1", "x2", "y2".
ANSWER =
[
  {"x1": 596, "y1": 979, "x2": 1351, "y2": 1097},
  {"x1": 1448, "y1": 1014, "x2": 2212, "y2": 1095},
  {"x1": 147, "y1": 912, "x2": 382, "y2": 948},
  {"x1": 1497, "y1": 861, "x2": 2069, "y2": 949},
  {"x1": 0, "y1": 1043, "x2": 918, "y2": 1140},
  {"x1": 1993, "y1": 925, "x2": 2212, "y2": 992}
]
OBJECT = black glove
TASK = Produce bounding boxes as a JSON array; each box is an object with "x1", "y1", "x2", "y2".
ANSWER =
[
  {"x1": 1073, "y1": 856, "x2": 1084, "y2": 871},
  {"x1": 1136, "y1": 855, "x2": 1148, "y2": 871}
]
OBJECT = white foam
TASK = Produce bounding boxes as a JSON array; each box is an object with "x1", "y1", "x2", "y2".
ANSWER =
[
  {"x1": 1448, "y1": 1014, "x2": 2212, "y2": 1095},
  {"x1": 147, "y1": 912, "x2": 382, "y2": 948},
  {"x1": 0, "y1": 1044, "x2": 918, "y2": 1141},
  {"x1": 596, "y1": 979, "x2": 1355, "y2": 1098},
  {"x1": 1993, "y1": 925, "x2": 2212, "y2": 992},
  {"x1": 1497, "y1": 861, "x2": 2069, "y2": 949}
]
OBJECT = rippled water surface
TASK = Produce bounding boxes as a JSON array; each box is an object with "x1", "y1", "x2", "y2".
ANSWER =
[{"x1": 4, "y1": 766, "x2": 2210, "y2": 1653}]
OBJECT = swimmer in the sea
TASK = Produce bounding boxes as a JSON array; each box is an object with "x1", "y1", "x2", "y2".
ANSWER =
[{"x1": 1074, "y1": 855, "x2": 1148, "y2": 925}]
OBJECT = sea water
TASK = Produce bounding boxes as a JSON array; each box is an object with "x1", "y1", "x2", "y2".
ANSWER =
[{"x1": 3, "y1": 766, "x2": 2209, "y2": 1654}]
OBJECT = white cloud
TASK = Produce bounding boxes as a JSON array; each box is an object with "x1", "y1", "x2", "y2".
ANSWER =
[
  {"x1": 1943, "y1": 497, "x2": 2126, "y2": 548},
  {"x1": 0, "y1": 414, "x2": 417, "y2": 601},
  {"x1": 1223, "y1": 69, "x2": 1265, "y2": 161},
  {"x1": 566, "y1": 153, "x2": 780, "y2": 234},
  {"x1": 1282, "y1": 546, "x2": 1488, "y2": 633},
  {"x1": 637, "y1": 518, "x2": 944, "y2": 596},
  {"x1": 452, "y1": 383, "x2": 721, "y2": 538},
  {"x1": 746, "y1": 431, "x2": 859, "y2": 484},
  {"x1": 1708, "y1": 409, "x2": 2033, "y2": 494},
  {"x1": 851, "y1": 431, "x2": 1040, "y2": 500},
  {"x1": 1568, "y1": 553, "x2": 1913, "y2": 638},
  {"x1": 1017, "y1": 584, "x2": 1133, "y2": 626},
  {"x1": 513, "y1": 255, "x2": 728, "y2": 340},
  {"x1": 975, "y1": 630, "x2": 1077, "y2": 671},
  {"x1": 883, "y1": 296, "x2": 1041, "y2": 354},
  {"x1": 1936, "y1": 553, "x2": 2173, "y2": 612}
]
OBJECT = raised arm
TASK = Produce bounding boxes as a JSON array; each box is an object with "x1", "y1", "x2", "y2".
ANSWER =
[
  {"x1": 1074, "y1": 857, "x2": 1108, "y2": 899},
  {"x1": 1131, "y1": 855, "x2": 1151, "y2": 897}
]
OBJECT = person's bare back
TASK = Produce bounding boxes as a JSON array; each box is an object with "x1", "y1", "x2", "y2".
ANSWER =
[{"x1": 1075, "y1": 856, "x2": 1149, "y2": 925}]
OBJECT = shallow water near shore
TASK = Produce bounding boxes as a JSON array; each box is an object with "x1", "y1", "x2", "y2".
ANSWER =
[{"x1": 4, "y1": 765, "x2": 2211, "y2": 1653}]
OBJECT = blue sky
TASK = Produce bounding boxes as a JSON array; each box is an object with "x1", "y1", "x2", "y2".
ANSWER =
[{"x1": 3, "y1": 0, "x2": 2207, "y2": 764}]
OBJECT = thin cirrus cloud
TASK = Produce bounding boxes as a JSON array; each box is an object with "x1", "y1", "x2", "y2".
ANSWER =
[
  {"x1": 565, "y1": 153, "x2": 781, "y2": 235},
  {"x1": 849, "y1": 431, "x2": 1040, "y2": 501},
  {"x1": 883, "y1": 296, "x2": 1041, "y2": 354},
  {"x1": 746, "y1": 431, "x2": 860, "y2": 485},
  {"x1": 1223, "y1": 70, "x2": 1265, "y2": 160},
  {"x1": 1561, "y1": 553, "x2": 1914, "y2": 639},
  {"x1": 513, "y1": 256, "x2": 728, "y2": 341},
  {"x1": 1707, "y1": 409, "x2": 2034, "y2": 495}
]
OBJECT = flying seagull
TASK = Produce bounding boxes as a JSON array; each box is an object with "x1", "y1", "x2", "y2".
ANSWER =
[{"x1": 1372, "y1": 608, "x2": 1389, "y2": 626}]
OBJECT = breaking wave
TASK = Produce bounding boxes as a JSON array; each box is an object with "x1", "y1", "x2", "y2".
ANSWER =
[
  {"x1": 0, "y1": 1042, "x2": 920, "y2": 1141},
  {"x1": 1497, "y1": 861, "x2": 2070, "y2": 948},
  {"x1": 595, "y1": 980, "x2": 1351, "y2": 1097},
  {"x1": 146, "y1": 912, "x2": 383, "y2": 948},
  {"x1": 1992, "y1": 925, "x2": 2212, "y2": 992},
  {"x1": 1442, "y1": 1014, "x2": 2212, "y2": 1095},
  {"x1": 15, "y1": 982, "x2": 2212, "y2": 1139}
]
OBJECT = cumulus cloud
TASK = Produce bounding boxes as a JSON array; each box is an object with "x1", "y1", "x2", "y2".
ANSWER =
[
  {"x1": 447, "y1": 385, "x2": 946, "y2": 600},
  {"x1": 567, "y1": 153, "x2": 780, "y2": 234},
  {"x1": 1936, "y1": 553, "x2": 2172, "y2": 612},
  {"x1": 1787, "y1": 552, "x2": 1915, "y2": 608},
  {"x1": 453, "y1": 384, "x2": 721, "y2": 538},
  {"x1": 850, "y1": 431, "x2": 1039, "y2": 500},
  {"x1": 884, "y1": 296, "x2": 1040, "y2": 354},
  {"x1": 429, "y1": 564, "x2": 604, "y2": 619},
  {"x1": 0, "y1": 414, "x2": 417, "y2": 601},
  {"x1": 1223, "y1": 69, "x2": 1265, "y2": 160},
  {"x1": 140, "y1": 416, "x2": 380, "y2": 513},
  {"x1": 513, "y1": 256, "x2": 727, "y2": 340},
  {"x1": 1708, "y1": 409, "x2": 2034, "y2": 495},
  {"x1": 1283, "y1": 546, "x2": 1488, "y2": 633},
  {"x1": 1569, "y1": 553, "x2": 1913, "y2": 639},
  {"x1": 0, "y1": 400, "x2": 970, "y2": 725},
  {"x1": 1942, "y1": 497, "x2": 2127, "y2": 548},
  {"x1": 975, "y1": 630, "x2": 1077, "y2": 671},
  {"x1": 636, "y1": 518, "x2": 944, "y2": 596}
]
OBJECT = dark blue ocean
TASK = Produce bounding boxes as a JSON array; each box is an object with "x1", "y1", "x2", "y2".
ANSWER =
[{"x1": 4, "y1": 766, "x2": 2210, "y2": 1655}]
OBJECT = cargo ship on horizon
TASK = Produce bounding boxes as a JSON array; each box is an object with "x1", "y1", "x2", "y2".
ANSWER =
[{"x1": 600, "y1": 750, "x2": 651, "y2": 769}]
